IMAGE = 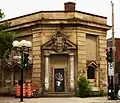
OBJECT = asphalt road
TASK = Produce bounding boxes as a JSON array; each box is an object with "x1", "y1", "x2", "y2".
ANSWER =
[{"x1": 0, "y1": 96, "x2": 120, "y2": 103}]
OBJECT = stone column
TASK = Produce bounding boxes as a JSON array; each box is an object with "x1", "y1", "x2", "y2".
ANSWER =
[
  {"x1": 69, "y1": 53, "x2": 74, "y2": 91},
  {"x1": 44, "y1": 54, "x2": 49, "y2": 91}
]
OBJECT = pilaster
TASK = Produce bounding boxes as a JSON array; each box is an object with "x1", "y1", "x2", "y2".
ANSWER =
[
  {"x1": 77, "y1": 31, "x2": 86, "y2": 79},
  {"x1": 99, "y1": 35, "x2": 107, "y2": 89},
  {"x1": 32, "y1": 27, "x2": 42, "y2": 88}
]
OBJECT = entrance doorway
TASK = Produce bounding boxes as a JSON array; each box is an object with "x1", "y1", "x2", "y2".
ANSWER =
[{"x1": 54, "y1": 69, "x2": 64, "y2": 92}]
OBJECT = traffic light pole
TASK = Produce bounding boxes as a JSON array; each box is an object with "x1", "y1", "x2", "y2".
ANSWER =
[
  {"x1": 111, "y1": 1, "x2": 116, "y2": 99},
  {"x1": 20, "y1": 51, "x2": 24, "y2": 102}
]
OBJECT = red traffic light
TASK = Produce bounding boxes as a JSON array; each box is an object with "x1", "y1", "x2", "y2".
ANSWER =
[
  {"x1": 106, "y1": 48, "x2": 110, "y2": 53},
  {"x1": 106, "y1": 47, "x2": 113, "y2": 62}
]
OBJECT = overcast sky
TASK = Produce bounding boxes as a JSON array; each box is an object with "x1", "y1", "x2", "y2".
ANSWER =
[{"x1": 0, "y1": 0, "x2": 120, "y2": 38}]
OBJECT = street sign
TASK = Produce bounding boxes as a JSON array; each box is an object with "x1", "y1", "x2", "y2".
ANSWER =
[{"x1": 108, "y1": 62, "x2": 114, "y2": 76}]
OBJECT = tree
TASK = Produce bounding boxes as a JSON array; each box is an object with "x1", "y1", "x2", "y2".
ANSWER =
[
  {"x1": 0, "y1": 30, "x2": 14, "y2": 58},
  {"x1": 0, "y1": 9, "x2": 14, "y2": 59},
  {"x1": 0, "y1": 9, "x2": 14, "y2": 86}
]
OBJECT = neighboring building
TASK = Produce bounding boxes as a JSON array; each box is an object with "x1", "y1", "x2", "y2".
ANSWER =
[
  {"x1": 0, "y1": 2, "x2": 110, "y2": 96},
  {"x1": 107, "y1": 38, "x2": 120, "y2": 85}
]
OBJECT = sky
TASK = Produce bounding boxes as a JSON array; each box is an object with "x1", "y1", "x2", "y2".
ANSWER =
[{"x1": 0, "y1": 0, "x2": 120, "y2": 38}]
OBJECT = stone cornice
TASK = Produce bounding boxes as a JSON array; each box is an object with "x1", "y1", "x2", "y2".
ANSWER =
[
  {"x1": 0, "y1": 11, "x2": 110, "y2": 31},
  {"x1": 6, "y1": 18, "x2": 111, "y2": 31}
]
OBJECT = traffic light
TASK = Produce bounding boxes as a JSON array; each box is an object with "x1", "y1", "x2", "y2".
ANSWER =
[
  {"x1": 24, "y1": 53, "x2": 29, "y2": 67},
  {"x1": 106, "y1": 47, "x2": 113, "y2": 62}
]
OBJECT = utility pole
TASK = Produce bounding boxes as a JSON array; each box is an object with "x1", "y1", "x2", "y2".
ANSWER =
[
  {"x1": 111, "y1": 1, "x2": 115, "y2": 47},
  {"x1": 107, "y1": 1, "x2": 116, "y2": 99},
  {"x1": 111, "y1": 1, "x2": 116, "y2": 99}
]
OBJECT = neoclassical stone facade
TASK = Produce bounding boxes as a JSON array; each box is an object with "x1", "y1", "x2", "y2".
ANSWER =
[{"x1": 0, "y1": 2, "x2": 111, "y2": 96}]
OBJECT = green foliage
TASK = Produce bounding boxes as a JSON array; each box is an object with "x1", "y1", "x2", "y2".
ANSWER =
[
  {"x1": 99, "y1": 88, "x2": 105, "y2": 96},
  {"x1": 0, "y1": 30, "x2": 14, "y2": 58},
  {"x1": 0, "y1": 9, "x2": 5, "y2": 19},
  {"x1": 88, "y1": 91, "x2": 100, "y2": 97},
  {"x1": 88, "y1": 89, "x2": 105, "y2": 97},
  {"x1": 77, "y1": 76, "x2": 92, "y2": 97},
  {"x1": 77, "y1": 77, "x2": 105, "y2": 97},
  {"x1": 0, "y1": 9, "x2": 15, "y2": 58},
  {"x1": 0, "y1": 22, "x2": 11, "y2": 30}
]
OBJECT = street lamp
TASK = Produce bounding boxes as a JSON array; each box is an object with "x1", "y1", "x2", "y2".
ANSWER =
[{"x1": 12, "y1": 40, "x2": 32, "y2": 102}]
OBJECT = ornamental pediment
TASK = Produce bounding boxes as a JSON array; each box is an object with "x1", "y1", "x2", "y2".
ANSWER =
[
  {"x1": 86, "y1": 60, "x2": 98, "y2": 68},
  {"x1": 42, "y1": 30, "x2": 77, "y2": 53}
]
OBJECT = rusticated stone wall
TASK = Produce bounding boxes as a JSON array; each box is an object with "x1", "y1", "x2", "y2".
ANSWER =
[{"x1": 32, "y1": 27, "x2": 42, "y2": 88}]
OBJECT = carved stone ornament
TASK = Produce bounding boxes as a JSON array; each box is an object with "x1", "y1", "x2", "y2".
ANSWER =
[
  {"x1": 42, "y1": 30, "x2": 77, "y2": 51},
  {"x1": 51, "y1": 30, "x2": 67, "y2": 53}
]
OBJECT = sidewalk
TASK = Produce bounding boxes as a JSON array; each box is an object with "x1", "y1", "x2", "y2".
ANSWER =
[{"x1": 0, "y1": 96, "x2": 120, "y2": 103}]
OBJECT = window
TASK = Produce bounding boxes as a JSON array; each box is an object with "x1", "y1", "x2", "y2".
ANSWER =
[
  {"x1": 86, "y1": 34, "x2": 97, "y2": 60},
  {"x1": 87, "y1": 66, "x2": 95, "y2": 79}
]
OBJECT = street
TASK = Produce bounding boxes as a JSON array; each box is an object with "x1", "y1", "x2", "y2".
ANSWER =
[{"x1": 0, "y1": 96, "x2": 120, "y2": 103}]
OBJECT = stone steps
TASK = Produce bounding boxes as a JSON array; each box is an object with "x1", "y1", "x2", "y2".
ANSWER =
[{"x1": 44, "y1": 92, "x2": 75, "y2": 97}]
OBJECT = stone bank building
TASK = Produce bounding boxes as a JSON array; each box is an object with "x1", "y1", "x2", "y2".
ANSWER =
[{"x1": 0, "y1": 2, "x2": 111, "y2": 96}]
